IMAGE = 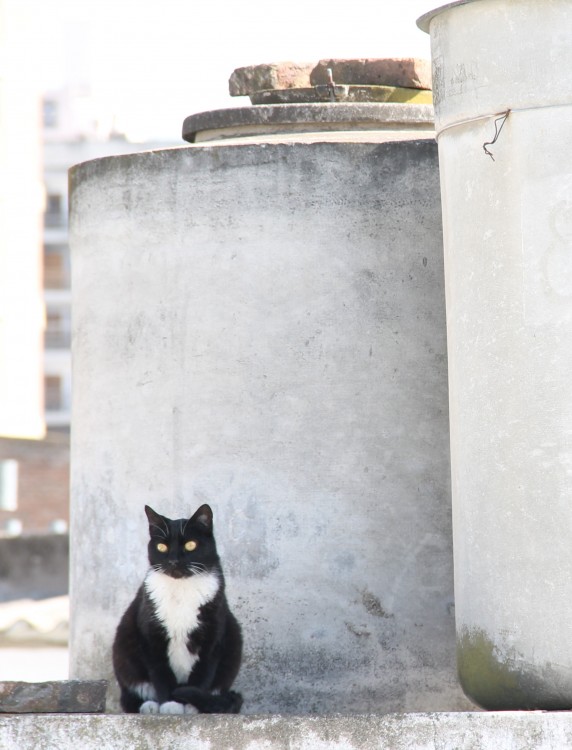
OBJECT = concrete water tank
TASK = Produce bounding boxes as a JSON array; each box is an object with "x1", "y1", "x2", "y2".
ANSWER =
[
  {"x1": 69, "y1": 61, "x2": 471, "y2": 713},
  {"x1": 419, "y1": 0, "x2": 572, "y2": 709}
]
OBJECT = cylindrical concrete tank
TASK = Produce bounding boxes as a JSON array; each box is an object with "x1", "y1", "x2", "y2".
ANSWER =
[
  {"x1": 419, "y1": 0, "x2": 572, "y2": 709},
  {"x1": 69, "y1": 97, "x2": 470, "y2": 713}
]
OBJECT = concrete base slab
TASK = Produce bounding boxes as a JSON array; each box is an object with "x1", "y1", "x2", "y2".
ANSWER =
[{"x1": 1, "y1": 712, "x2": 572, "y2": 749}]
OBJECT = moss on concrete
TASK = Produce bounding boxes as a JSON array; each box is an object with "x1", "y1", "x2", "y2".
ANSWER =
[
  {"x1": 457, "y1": 627, "x2": 530, "y2": 709},
  {"x1": 457, "y1": 627, "x2": 572, "y2": 711}
]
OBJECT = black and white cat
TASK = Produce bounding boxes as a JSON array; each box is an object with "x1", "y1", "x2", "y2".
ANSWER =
[{"x1": 112, "y1": 503, "x2": 243, "y2": 714}]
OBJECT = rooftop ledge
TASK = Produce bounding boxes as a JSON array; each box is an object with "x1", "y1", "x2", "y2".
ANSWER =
[{"x1": 2, "y1": 711, "x2": 572, "y2": 750}]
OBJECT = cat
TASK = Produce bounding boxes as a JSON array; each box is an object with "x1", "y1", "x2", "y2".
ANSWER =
[{"x1": 112, "y1": 503, "x2": 243, "y2": 714}]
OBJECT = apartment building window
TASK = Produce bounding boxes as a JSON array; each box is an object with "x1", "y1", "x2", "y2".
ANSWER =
[
  {"x1": 44, "y1": 243, "x2": 70, "y2": 289},
  {"x1": 45, "y1": 307, "x2": 71, "y2": 349},
  {"x1": 45, "y1": 193, "x2": 65, "y2": 227},
  {"x1": 43, "y1": 99, "x2": 59, "y2": 128},
  {"x1": 45, "y1": 375, "x2": 63, "y2": 411}
]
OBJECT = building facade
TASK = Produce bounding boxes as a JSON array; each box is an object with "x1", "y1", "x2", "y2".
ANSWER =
[
  {"x1": 42, "y1": 88, "x2": 177, "y2": 428},
  {"x1": 0, "y1": 77, "x2": 176, "y2": 533},
  {"x1": 0, "y1": 0, "x2": 45, "y2": 441}
]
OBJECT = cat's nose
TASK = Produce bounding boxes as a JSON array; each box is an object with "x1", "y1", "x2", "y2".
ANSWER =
[{"x1": 168, "y1": 564, "x2": 184, "y2": 579}]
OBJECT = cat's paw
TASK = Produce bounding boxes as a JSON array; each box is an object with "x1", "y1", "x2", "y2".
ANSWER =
[
  {"x1": 184, "y1": 703, "x2": 199, "y2": 716},
  {"x1": 139, "y1": 700, "x2": 160, "y2": 714},
  {"x1": 159, "y1": 701, "x2": 186, "y2": 715}
]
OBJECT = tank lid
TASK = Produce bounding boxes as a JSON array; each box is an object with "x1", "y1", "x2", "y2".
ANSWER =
[{"x1": 182, "y1": 102, "x2": 434, "y2": 144}]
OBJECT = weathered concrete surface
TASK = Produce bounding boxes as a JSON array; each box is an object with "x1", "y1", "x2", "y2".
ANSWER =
[
  {"x1": 0, "y1": 680, "x2": 106, "y2": 713},
  {"x1": 421, "y1": 0, "x2": 572, "y2": 709},
  {"x1": 310, "y1": 58, "x2": 432, "y2": 90},
  {"x1": 69, "y1": 138, "x2": 468, "y2": 714},
  {"x1": 1, "y1": 713, "x2": 572, "y2": 749}
]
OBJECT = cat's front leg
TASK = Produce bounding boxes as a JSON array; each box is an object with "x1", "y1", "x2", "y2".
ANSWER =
[
  {"x1": 145, "y1": 669, "x2": 191, "y2": 715},
  {"x1": 145, "y1": 662, "x2": 178, "y2": 708}
]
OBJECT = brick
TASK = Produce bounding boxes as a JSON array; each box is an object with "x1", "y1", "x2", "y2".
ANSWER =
[
  {"x1": 229, "y1": 63, "x2": 314, "y2": 96},
  {"x1": 310, "y1": 58, "x2": 432, "y2": 90},
  {"x1": 0, "y1": 680, "x2": 107, "y2": 713}
]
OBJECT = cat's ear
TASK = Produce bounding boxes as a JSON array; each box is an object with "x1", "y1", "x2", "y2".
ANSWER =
[
  {"x1": 144, "y1": 505, "x2": 165, "y2": 530},
  {"x1": 191, "y1": 504, "x2": 213, "y2": 532}
]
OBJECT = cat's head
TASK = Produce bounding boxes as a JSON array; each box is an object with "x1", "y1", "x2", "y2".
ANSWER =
[{"x1": 144, "y1": 504, "x2": 220, "y2": 579}]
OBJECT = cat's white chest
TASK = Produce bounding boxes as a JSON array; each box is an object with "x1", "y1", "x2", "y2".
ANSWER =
[{"x1": 144, "y1": 570, "x2": 220, "y2": 683}]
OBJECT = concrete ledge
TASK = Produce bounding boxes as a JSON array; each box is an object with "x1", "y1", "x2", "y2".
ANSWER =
[{"x1": 1, "y1": 712, "x2": 572, "y2": 749}]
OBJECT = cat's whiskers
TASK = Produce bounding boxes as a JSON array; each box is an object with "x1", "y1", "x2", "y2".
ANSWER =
[{"x1": 188, "y1": 563, "x2": 207, "y2": 575}]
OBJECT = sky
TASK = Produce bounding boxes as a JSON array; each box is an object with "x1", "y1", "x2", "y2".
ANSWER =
[{"x1": 34, "y1": 0, "x2": 434, "y2": 142}]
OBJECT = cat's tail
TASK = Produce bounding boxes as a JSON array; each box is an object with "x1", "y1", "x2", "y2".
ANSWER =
[{"x1": 171, "y1": 686, "x2": 243, "y2": 714}]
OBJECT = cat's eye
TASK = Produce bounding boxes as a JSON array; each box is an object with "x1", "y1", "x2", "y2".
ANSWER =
[
  {"x1": 156, "y1": 543, "x2": 168, "y2": 553},
  {"x1": 184, "y1": 540, "x2": 197, "y2": 552}
]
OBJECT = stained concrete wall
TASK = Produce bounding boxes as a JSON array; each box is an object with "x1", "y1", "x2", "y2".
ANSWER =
[
  {"x1": 69, "y1": 136, "x2": 472, "y2": 713},
  {"x1": 420, "y1": 0, "x2": 572, "y2": 710}
]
